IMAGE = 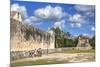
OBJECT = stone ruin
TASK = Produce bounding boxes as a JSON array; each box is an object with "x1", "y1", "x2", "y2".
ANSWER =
[
  {"x1": 76, "y1": 36, "x2": 92, "y2": 50},
  {"x1": 10, "y1": 11, "x2": 55, "y2": 51},
  {"x1": 10, "y1": 11, "x2": 55, "y2": 60}
]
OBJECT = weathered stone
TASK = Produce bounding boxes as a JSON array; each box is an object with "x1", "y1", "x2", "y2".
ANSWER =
[
  {"x1": 76, "y1": 36, "x2": 92, "y2": 50},
  {"x1": 10, "y1": 11, "x2": 55, "y2": 52}
]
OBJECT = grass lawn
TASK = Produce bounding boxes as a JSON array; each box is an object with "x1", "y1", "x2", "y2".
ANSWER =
[
  {"x1": 11, "y1": 59, "x2": 68, "y2": 67},
  {"x1": 60, "y1": 49, "x2": 95, "y2": 54}
]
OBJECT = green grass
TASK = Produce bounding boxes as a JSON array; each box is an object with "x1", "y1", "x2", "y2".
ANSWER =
[
  {"x1": 11, "y1": 59, "x2": 68, "y2": 67},
  {"x1": 48, "y1": 49, "x2": 95, "y2": 54},
  {"x1": 60, "y1": 49, "x2": 95, "y2": 54}
]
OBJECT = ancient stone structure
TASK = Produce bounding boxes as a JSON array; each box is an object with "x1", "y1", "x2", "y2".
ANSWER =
[
  {"x1": 76, "y1": 36, "x2": 92, "y2": 50},
  {"x1": 10, "y1": 11, "x2": 55, "y2": 60},
  {"x1": 10, "y1": 11, "x2": 55, "y2": 51}
]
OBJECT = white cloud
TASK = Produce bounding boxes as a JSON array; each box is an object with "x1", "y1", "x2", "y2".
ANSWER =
[
  {"x1": 22, "y1": 5, "x2": 67, "y2": 27},
  {"x1": 69, "y1": 5, "x2": 95, "y2": 28},
  {"x1": 18, "y1": 6, "x2": 28, "y2": 20},
  {"x1": 23, "y1": 16, "x2": 42, "y2": 26},
  {"x1": 70, "y1": 23, "x2": 74, "y2": 27},
  {"x1": 11, "y1": 3, "x2": 28, "y2": 20},
  {"x1": 29, "y1": 16, "x2": 41, "y2": 22},
  {"x1": 76, "y1": 23, "x2": 82, "y2": 27},
  {"x1": 91, "y1": 26, "x2": 95, "y2": 31},
  {"x1": 74, "y1": 5, "x2": 95, "y2": 12},
  {"x1": 70, "y1": 23, "x2": 81, "y2": 28},
  {"x1": 69, "y1": 14, "x2": 85, "y2": 23},
  {"x1": 34, "y1": 5, "x2": 66, "y2": 21},
  {"x1": 33, "y1": 22, "x2": 43, "y2": 26},
  {"x1": 74, "y1": 5, "x2": 95, "y2": 17},
  {"x1": 54, "y1": 20, "x2": 65, "y2": 29},
  {"x1": 11, "y1": 4, "x2": 19, "y2": 11},
  {"x1": 23, "y1": 18, "x2": 32, "y2": 25},
  {"x1": 69, "y1": 14, "x2": 85, "y2": 27},
  {"x1": 83, "y1": 33, "x2": 89, "y2": 37}
]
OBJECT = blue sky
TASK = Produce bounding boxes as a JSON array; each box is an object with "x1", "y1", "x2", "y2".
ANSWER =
[{"x1": 11, "y1": 0, "x2": 95, "y2": 37}]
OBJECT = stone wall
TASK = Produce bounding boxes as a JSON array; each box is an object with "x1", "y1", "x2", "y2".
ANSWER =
[
  {"x1": 10, "y1": 48, "x2": 75, "y2": 61},
  {"x1": 11, "y1": 49, "x2": 60, "y2": 61},
  {"x1": 10, "y1": 11, "x2": 55, "y2": 52}
]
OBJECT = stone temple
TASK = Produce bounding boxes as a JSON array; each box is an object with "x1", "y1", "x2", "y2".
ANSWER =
[
  {"x1": 10, "y1": 11, "x2": 55, "y2": 52},
  {"x1": 76, "y1": 36, "x2": 92, "y2": 50}
]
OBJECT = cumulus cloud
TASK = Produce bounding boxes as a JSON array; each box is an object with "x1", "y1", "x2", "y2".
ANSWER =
[
  {"x1": 70, "y1": 23, "x2": 82, "y2": 28},
  {"x1": 23, "y1": 16, "x2": 42, "y2": 26},
  {"x1": 23, "y1": 5, "x2": 67, "y2": 28},
  {"x1": 69, "y1": 14, "x2": 85, "y2": 23},
  {"x1": 11, "y1": 3, "x2": 28, "y2": 20},
  {"x1": 18, "y1": 6, "x2": 28, "y2": 20},
  {"x1": 11, "y1": 3, "x2": 95, "y2": 31},
  {"x1": 22, "y1": 18, "x2": 32, "y2": 25},
  {"x1": 29, "y1": 16, "x2": 42, "y2": 22},
  {"x1": 11, "y1": 4, "x2": 19, "y2": 11},
  {"x1": 91, "y1": 26, "x2": 95, "y2": 31},
  {"x1": 83, "y1": 33, "x2": 89, "y2": 37},
  {"x1": 69, "y1": 5, "x2": 95, "y2": 28},
  {"x1": 74, "y1": 5, "x2": 95, "y2": 12},
  {"x1": 53, "y1": 20, "x2": 65, "y2": 29},
  {"x1": 69, "y1": 14, "x2": 85, "y2": 27},
  {"x1": 68, "y1": 5, "x2": 95, "y2": 28},
  {"x1": 34, "y1": 5, "x2": 66, "y2": 21},
  {"x1": 74, "y1": 5, "x2": 95, "y2": 17}
]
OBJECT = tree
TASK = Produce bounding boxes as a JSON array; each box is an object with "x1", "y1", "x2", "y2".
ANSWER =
[
  {"x1": 89, "y1": 36, "x2": 95, "y2": 49},
  {"x1": 51, "y1": 27, "x2": 65, "y2": 48},
  {"x1": 64, "y1": 32, "x2": 71, "y2": 39},
  {"x1": 73, "y1": 37, "x2": 78, "y2": 47},
  {"x1": 51, "y1": 27, "x2": 74, "y2": 48}
]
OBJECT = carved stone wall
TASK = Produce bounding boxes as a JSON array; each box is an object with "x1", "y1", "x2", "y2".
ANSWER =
[{"x1": 10, "y1": 11, "x2": 55, "y2": 52}]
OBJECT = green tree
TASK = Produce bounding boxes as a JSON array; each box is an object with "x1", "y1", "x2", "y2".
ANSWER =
[
  {"x1": 73, "y1": 37, "x2": 78, "y2": 47},
  {"x1": 89, "y1": 36, "x2": 95, "y2": 49},
  {"x1": 51, "y1": 27, "x2": 74, "y2": 48},
  {"x1": 51, "y1": 27, "x2": 65, "y2": 48}
]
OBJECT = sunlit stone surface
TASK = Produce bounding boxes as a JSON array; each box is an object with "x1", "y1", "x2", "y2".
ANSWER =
[
  {"x1": 10, "y1": 11, "x2": 55, "y2": 51},
  {"x1": 76, "y1": 36, "x2": 92, "y2": 50}
]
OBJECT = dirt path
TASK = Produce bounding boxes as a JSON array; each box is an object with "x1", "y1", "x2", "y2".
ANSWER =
[{"x1": 11, "y1": 53, "x2": 95, "y2": 63}]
